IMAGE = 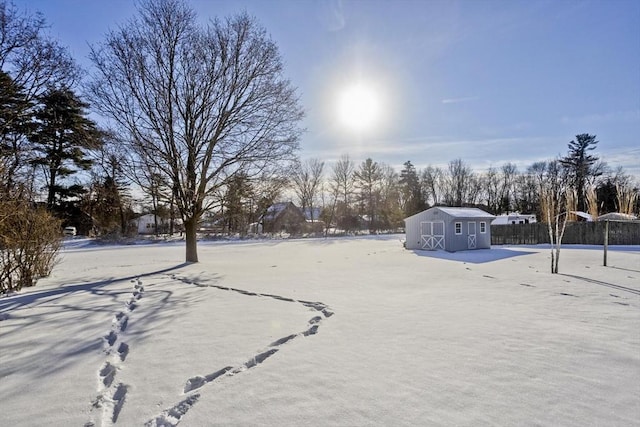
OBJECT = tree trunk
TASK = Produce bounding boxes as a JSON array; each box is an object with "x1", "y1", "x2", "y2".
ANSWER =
[
  {"x1": 184, "y1": 218, "x2": 199, "y2": 263},
  {"x1": 553, "y1": 247, "x2": 560, "y2": 274}
]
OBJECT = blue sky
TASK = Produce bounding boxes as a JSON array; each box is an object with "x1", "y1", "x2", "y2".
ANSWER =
[{"x1": 17, "y1": 0, "x2": 640, "y2": 177}]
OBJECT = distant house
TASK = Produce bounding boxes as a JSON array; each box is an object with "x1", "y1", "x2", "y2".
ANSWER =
[
  {"x1": 135, "y1": 214, "x2": 182, "y2": 235},
  {"x1": 261, "y1": 202, "x2": 306, "y2": 234},
  {"x1": 492, "y1": 213, "x2": 537, "y2": 225},
  {"x1": 136, "y1": 214, "x2": 163, "y2": 235},
  {"x1": 404, "y1": 207, "x2": 495, "y2": 252}
]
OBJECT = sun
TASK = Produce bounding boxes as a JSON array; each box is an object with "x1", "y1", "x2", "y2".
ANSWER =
[{"x1": 336, "y1": 82, "x2": 380, "y2": 133}]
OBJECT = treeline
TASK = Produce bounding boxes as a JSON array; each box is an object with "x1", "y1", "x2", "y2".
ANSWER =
[{"x1": 216, "y1": 134, "x2": 638, "y2": 235}]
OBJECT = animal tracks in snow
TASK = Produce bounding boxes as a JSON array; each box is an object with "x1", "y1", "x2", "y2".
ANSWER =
[
  {"x1": 86, "y1": 278, "x2": 145, "y2": 427},
  {"x1": 145, "y1": 275, "x2": 334, "y2": 427}
]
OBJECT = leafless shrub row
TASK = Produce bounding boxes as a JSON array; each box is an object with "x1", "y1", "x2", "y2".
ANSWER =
[{"x1": 0, "y1": 200, "x2": 61, "y2": 294}]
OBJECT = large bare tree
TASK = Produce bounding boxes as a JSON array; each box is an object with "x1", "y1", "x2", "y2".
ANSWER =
[{"x1": 88, "y1": 0, "x2": 303, "y2": 262}]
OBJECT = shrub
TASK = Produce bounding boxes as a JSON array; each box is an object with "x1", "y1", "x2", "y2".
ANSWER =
[{"x1": 0, "y1": 201, "x2": 62, "y2": 294}]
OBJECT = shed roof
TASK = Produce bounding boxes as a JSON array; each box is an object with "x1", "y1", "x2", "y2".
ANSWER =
[
  {"x1": 404, "y1": 207, "x2": 494, "y2": 222},
  {"x1": 437, "y1": 207, "x2": 495, "y2": 218}
]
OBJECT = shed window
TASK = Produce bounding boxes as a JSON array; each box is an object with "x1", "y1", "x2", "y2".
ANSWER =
[
  {"x1": 455, "y1": 222, "x2": 462, "y2": 235},
  {"x1": 480, "y1": 222, "x2": 486, "y2": 233}
]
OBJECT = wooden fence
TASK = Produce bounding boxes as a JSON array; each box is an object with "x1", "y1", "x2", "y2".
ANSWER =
[{"x1": 491, "y1": 221, "x2": 640, "y2": 245}]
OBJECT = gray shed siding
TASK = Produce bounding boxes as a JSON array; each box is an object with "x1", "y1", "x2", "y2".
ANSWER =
[{"x1": 404, "y1": 207, "x2": 494, "y2": 252}]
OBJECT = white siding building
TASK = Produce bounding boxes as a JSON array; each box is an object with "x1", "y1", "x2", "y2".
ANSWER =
[{"x1": 492, "y1": 213, "x2": 537, "y2": 225}]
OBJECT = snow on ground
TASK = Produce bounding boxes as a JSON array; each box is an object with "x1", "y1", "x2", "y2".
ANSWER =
[{"x1": 1, "y1": 236, "x2": 639, "y2": 426}]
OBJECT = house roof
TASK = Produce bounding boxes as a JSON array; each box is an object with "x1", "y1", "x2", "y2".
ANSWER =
[{"x1": 262, "y1": 202, "x2": 300, "y2": 221}]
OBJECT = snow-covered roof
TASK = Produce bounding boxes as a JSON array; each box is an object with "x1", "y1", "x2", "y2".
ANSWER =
[
  {"x1": 262, "y1": 202, "x2": 300, "y2": 221},
  {"x1": 266, "y1": 202, "x2": 290, "y2": 214},
  {"x1": 435, "y1": 207, "x2": 495, "y2": 219},
  {"x1": 596, "y1": 212, "x2": 638, "y2": 221},
  {"x1": 571, "y1": 211, "x2": 593, "y2": 221},
  {"x1": 404, "y1": 207, "x2": 495, "y2": 222}
]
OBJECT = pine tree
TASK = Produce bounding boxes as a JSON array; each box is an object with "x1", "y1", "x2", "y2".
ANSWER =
[
  {"x1": 29, "y1": 88, "x2": 102, "y2": 209},
  {"x1": 0, "y1": 71, "x2": 33, "y2": 195},
  {"x1": 559, "y1": 134, "x2": 600, "y2": 212},
  {"x1": 399, "y1": 160, "x2": 426, "y2": 216},
  {"x1": 224, "y1": 173, "x2": 252, "y2": 234}
]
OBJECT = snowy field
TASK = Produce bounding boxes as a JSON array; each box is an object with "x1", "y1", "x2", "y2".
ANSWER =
[{"x1": 1, "y1": 236, "x2": 639, "y2": 426}]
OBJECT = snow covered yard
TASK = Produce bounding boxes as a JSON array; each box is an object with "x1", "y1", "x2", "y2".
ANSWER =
[{"x1": 1, "y1": 236, "x2": 638, "y2": 426}]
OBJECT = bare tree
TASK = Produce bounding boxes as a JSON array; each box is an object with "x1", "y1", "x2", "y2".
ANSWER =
[
  {"x1": 510, "y1": 166, "x2": 539, "y2": 216},
  {"x1": 249, "y1": 174, "x2": 290, "y2": 229},
  {"x1": 378, "y1": 163, "x2": 403, "y2": 229},
  {"x1": 326, "y1": 154, "x2": 355, "y2": 234},
  {"x1": 616, "y1": 183, "x2": 638, "y2": 215},
  {"x1": 0, "y1": 1, "x2": 79, "y2": 99},
  {"x1": 88, "y1": 0, "x2": 303, "y2": 262},
  {"x1": 585, "y1": 185, "x2": 599, "y2": 220},
  {"x1": 332, "y1": 155, "x2": 356, "y2": 209},
  {"x1": 539, "y1": 161, "x2": 571, "y2": 274},
  {"x1": 354, "y1": 158, "x2": 383, "y2": 231},
  {"x1": 483, "y1": 166, "x2": 500, "y2": 213},
  {"x1": 291, "y1": 158, "x2": 324, "y2": 222},
  {"x1": 443, "y1": 158, "x2": 476, "y2": 206},
  {"x1": 499, "y1": 163, "x2": 518, "y2": 212},
  {"x1": 86, "y1": 137, "x2": 133, "y2": 235},
  {"x1": 420, "y1": 165, "x2": 444, "y2": 206}
]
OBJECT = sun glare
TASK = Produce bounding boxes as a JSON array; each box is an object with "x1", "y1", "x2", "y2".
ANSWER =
[{"x1": 337, "y1": 83, "x2": 380, "y2": 133}]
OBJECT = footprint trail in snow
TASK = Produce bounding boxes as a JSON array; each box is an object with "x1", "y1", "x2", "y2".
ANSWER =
[
  {"x1": 145, "y1": 275, "x2": 334, "y2": 427},
  {"x1": 85, "y1": 278, "x2": 145, "y2": 427}
]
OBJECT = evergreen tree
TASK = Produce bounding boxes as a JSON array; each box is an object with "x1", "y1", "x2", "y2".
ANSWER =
[
  {"x1": 0, "y1": 71, "x2": 33, "y2": 195},
  {"x1": 223, "y1": 173, "x2": 252, "y2": 234},
  {"x1": 559, "y1": 133, "x2": 601, "y2": 212},
  {"x1": 29, "y1": 88, "x2": 102, "y2": 209},
  {"x1": 399, "y1": 160, "x2": 426, "y2": 216}
]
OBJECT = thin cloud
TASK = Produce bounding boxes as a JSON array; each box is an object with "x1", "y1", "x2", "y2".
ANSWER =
[
  {"x1": 561, "y1": 110, "x2": 640, "y2": 124},
  {"x1": 318, "y1": 0, "x2": 345, "y2": 32},
  {"x1": 441, "y1": 96, "x2": 478, "y2": 104}
]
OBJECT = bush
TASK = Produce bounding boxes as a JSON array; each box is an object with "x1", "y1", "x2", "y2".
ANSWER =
[{"x1": 0, "y1": 201, "x2": 62, "y2": 294}]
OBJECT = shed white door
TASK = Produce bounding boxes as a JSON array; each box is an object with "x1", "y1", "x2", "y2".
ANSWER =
[
  {"x1": 420, "y1": 221, "x2": 445, "y2": 250},
  {"x1": 468, "y1": 222, "x2": 476, "y2": 249}
]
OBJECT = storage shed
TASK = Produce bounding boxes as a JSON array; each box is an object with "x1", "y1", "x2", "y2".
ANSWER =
[{"x1": 404, "y1": 207, "x2": 495, "y2": 252}]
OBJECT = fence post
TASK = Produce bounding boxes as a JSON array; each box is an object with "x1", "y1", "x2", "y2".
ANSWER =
[{"x1": 603, "y1": 220, "x2": 609, "y2": 266}]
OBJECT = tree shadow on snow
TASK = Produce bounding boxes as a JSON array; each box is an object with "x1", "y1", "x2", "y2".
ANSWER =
[
  {"x1": 0, "y1": 263, "x2": 190, "y2": 313},
  {"x1": 559, "y1": 274, "x2": 640, "y2": 296},
  {"x1": 0, "y1": 263, "x2": 202, "y2": 381},
  {"x1": 410, "y1": 247, "x2": 536, "y2": 264}
]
